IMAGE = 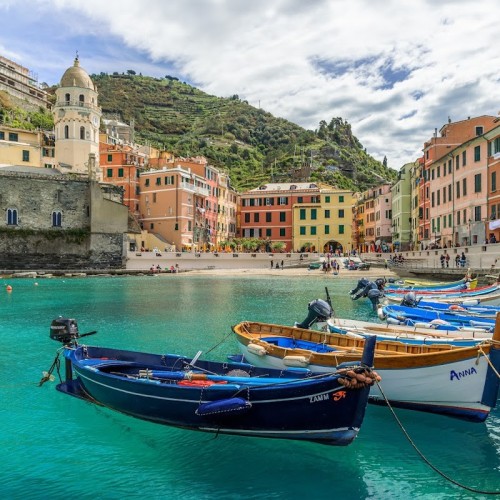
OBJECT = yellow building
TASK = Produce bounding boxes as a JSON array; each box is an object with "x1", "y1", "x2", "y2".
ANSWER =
[
  {"x1": 0, "y1": 125, "x2": 44, "y2": 167},
  {"x1": 292, "y1": 185, "x2": 355, "y2": 253}
]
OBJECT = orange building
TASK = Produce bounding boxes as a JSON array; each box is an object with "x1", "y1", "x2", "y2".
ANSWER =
[
  {"x1": 100, "y1": 141, "x2": 146, "y2": 219},
  {"x1": 486, "y1": 124, "x2": 500, "y2": 242},
  {"x1": 421, "y1": 116, "x2": 498, "y2": 248},
  {"x1": 138, "y1": 166, "x2": 211, "y2": 251}
]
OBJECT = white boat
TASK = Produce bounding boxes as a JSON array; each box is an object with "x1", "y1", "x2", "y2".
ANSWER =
[{"x1": 231, "y1": 317, "x2": 500, "y2": 422}]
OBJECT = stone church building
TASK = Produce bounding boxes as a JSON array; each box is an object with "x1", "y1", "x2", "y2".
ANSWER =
[{"x1": 0, "y1": 57, "x2": 128, "y2": 270}]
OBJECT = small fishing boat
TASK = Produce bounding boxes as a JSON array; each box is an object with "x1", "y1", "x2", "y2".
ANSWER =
[
  {"x1": 385, "y1": 275, "x2": 477, "y2": 291},
  {"x1": 395, "y1": 293, "x2": 500, "y2": 319},
  {"x1": 326, "y1": 317, "x2": 491, "y2": 346},
  {"x1": 378, "y1": 304, "x2": 495, "y2": 331},
  {"x1": 43, "y1": 317, "x2": 378, "y2": 446},
  {"x1": 383, "y1": 283, "x2": 500, "y2": 303},
  {"x1": 231, "y1": 316, "x2": 500, "y2": 422}
]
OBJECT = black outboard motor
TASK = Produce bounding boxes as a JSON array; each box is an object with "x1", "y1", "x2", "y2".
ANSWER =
[
  {"x1": 295, "y1": 299, "x2": 332, "y2": 329},
  {"x1": 400, "y1": 292, "x2": 420, "y2": 307},
  {"x1": 350, "y1": 278, "x2": 370, "y2": 296},
  {"x1": 367, "y1": 288, "x2": 383, "y2": 310},
  {"x1": 50, "y1": 317, "x2": 97, "y2": 345},
  {"x1": 50, "y1": 317, "x2": 79, "y2": 344}
]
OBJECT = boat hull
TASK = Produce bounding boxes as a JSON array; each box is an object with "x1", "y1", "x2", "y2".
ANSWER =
[
  {"x1": 232, "y1": 321, "x2": 500, "y2": 422},
  {"x1": 58, "y1": 346, "x2": 373, "y2": 446}
]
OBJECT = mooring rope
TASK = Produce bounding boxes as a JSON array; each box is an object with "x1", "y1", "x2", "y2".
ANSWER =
[{"x1": 376, "y1": 381, "x2": 500, "y2": 495}]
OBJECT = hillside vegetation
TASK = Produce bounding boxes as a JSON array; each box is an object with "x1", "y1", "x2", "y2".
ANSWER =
[{"x1": 1, "y1": 73, "x2": 397, "y2": 191}]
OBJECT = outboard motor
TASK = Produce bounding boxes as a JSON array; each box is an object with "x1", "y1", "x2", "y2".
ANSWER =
[
  {"x1": 367, "y1": 288, "x2": 382, "y2": 310},
  {"x1": 50, "y1": 317, "x2": 80, "y2": 344},
  {"x1": 400, "y1": 292, "x2": 419, "y2": 307},
  {"x1": 295, "y1": 299, "x2": 332, "y2": 329},
  {"x1": 350, "y1": 278, "x2": 370, "y2": 296},
  {"x1": 50, "y1": 317, "x2": 97, "y2": 345}
]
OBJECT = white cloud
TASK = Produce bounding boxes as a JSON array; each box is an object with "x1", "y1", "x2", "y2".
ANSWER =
[{"x1": 1, "y1": 0, "x2": 499, "y2": 170}]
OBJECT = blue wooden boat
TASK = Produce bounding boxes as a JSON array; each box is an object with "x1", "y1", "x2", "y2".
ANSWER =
[
  {"x1": 378, "y1": 304, "x2": 495, "y2": 331},
  {"x1": 45, "y1": 317, "x2": 378, "y2": 446},
  {"x1": 385, "y1": 275, "x2": 477, "y2": 291},
  {"x1": 398, "y1": 294, "x2": 500, "y2": 319},
  {"x1": 383, "y1": 283, "x2": 500, "y2": 303}
]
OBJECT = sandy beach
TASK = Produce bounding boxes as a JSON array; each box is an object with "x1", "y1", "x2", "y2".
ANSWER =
[{"x1": 184, "y1": 266, "x2": 398, "y2": 278}]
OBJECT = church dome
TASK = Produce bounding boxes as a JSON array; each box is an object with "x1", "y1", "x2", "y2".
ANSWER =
[{"x1": 60, "y1": 56, "x2": 95, "y2": 90}]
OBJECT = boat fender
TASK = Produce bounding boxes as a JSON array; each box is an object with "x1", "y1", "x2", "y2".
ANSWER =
[
  {"x1": 283, "y1": 355, "x2": 310, "y2": 367},
  {"x1": 346, "y1": 331, "x2": 364, "y2": 340},
  {"x1": 247, "y1": 343, "x2": 267, "y2": 356},
  {"x1": 462, "y1": 299, "x2": 480, "y2": 306},
  {"x1": 430, "y1": 319, "x2": 449, "y2": 326},
  {"x1": 386, "y1": 317, "x2": 402, "y2": 325},
  {"x1": 448, "y1": 305, "x2": 465, "y2": 312},
  {"x1": 195, "y1": 397, "x2": 252, "y2": 417}
]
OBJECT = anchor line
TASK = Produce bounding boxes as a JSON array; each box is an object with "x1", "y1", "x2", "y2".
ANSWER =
[{"x1": 376, "y1": 381, "x2": 500, "y2": 495}]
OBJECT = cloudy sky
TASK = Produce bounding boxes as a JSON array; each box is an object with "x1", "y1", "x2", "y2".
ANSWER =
[{"x1": 0, "y1": 0, "x2": 499, "y2": 169}]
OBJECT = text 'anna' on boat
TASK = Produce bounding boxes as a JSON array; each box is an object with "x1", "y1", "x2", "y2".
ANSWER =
[{"x1": 40, "y1": 316, "x2": 380, "y2": 446}]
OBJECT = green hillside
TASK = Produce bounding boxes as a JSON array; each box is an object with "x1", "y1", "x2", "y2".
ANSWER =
[{"x1": 0, "y1": 73, "x2": 397, "y2": 191}]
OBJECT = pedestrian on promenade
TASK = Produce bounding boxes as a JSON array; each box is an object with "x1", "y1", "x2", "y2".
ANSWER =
[{"x1": 445, "y1": 254, "x2": 450, "y2": 268}]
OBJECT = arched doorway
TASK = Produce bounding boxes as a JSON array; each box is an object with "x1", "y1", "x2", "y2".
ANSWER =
[{"x1": 323, "y1": 240, "x2": 343, "y2": 255}]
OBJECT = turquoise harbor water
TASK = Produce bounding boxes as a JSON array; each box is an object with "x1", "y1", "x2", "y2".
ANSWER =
[{"x1": 1, "y1": 274, "x2": 499, "y2": 499}]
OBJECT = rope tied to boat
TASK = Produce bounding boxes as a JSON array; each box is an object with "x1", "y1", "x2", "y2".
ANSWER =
[
  {"x1": 38, "y1": 350, "x2": 62, "y2": 387},
  {"x1": 376, "y1": 380, "x2": 500, "y2": 495},
  {"x1": 337, "y1": 366, "x2": 381, "y2": 390},
  {"x1": 476, "y1": 343, "x2": 500, "y2": 379}
]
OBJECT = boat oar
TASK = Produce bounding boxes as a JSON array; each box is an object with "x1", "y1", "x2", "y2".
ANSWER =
[{"x1": 137, "y1": 369, "x2": 322, "y2": 385}]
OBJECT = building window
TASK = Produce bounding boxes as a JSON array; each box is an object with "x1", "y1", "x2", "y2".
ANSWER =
[
  {"x1": 254, "y1": 213, "x2": 259, "y2": 223},
  {"x1": 7, "y1": 208, "x2": 18, "y2": 225},
  {"x1": 492, "y1": 172, "x2": 497, "y2": 192},
  {"x1": 462, "y1": 178, "x2": 467, "y2": 196},
  {"x1": 456, "y1": 181, "x2": 460, "y2": 199},
  {"x1": 300, "y1": 226, "x2": 306, "y2": 235},
  {"x1": 339, "y1": 225, "x2": 345, "y2": 234},
  {"x1": 22, "y1": 150, "x2": 29, "y2": 162},
  {"x1": 462, "y1": 151, "x2": 467, "y2": 166},
  {"x1": 339, "y1": 195, "x2": 344, "y2": 202},
  {"x1": 476, "y1": 126, "x2": 483, "y2": 136},
  {"x1": 310, "y1": 226, "x2": 317, "y2": 235},
  {"x1": 0, "y1": 131, "x2": 4, "y2": 140},
  {"x1": 244, "y1": 213, "x2": 250, "y2": 223},
  {"x1": 474, "y1": 206, "x2": 481, "y2": 221},
  {"x1": 107, "y1": 154, "x2": 112, "y2": 162},
  {"x1": 474, "y1": 173, "x2": 482, "y2": 193},
  {"x1": 118, "y1": 168, "x2": 124, "y2": 177},
  {"x1": 338, "y1": 209, "x2": 344, "y2": 218},
  {"x1": 79, "y1": 94, "x2": 84, "y2": 104},
  {"x1": 298, "y1": 197, "x2": 303, "y2": 203},
  {"x1": 279, "y1": 212, "x2": 286, "y2": 222},
  {"x1": 325, "y1": 196, "x2": 330, "y2": 203},
  {"x1": 80, "y1": 126, "x2": 85, "y2": 140},
  {"x1": 325, "y1": 225, "x2": 330, "y2": 235},
  {"x1": 266, "y1": 228, "x2": 272, "y2": 237},
  {"x1": 153, "y1": 193, "x2": 157, "y2": 203},
  {"x1": 64, "y1": 126, "x2": 69, "y2": 139},
  {"x1": 265, "y1": 197, "x2": 274, "y2": 206},
  {"x1": 278, "y1": 196, "x2": 288, "y2": 205},
  {"x1": 266, "y1": 212, "x2": 272, "y2": 223},
  {"x1": 474, "y1": 145, "x2": 481, "y2": 162},
  {"x1": 8, "y1": 132, "x2": 18, "y2": 141},
  {"x1": 311, "y1": 208, "x2": 317, "y2": 220},
  {"x1": 107, "y1": 168, "x2": 113, "y2": 177},
  {"x1": 279, "y1": 228, "x2": 285, "y2": 237},
  {"x1": 299, "y1": 208, "x2": 306, "y2": 220},
  {"x1": 65, "y1": 93, "x2": 70, "y2": 103},
  {"x1": 145, "y1": 178, "x2": 149, "y2": 187},
  {"x1": 325, "y1": 209, "x2": 330, "y2": 218},
  {"x1": 51, "y1": 211, "x2": 62, "y2": 227}
]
